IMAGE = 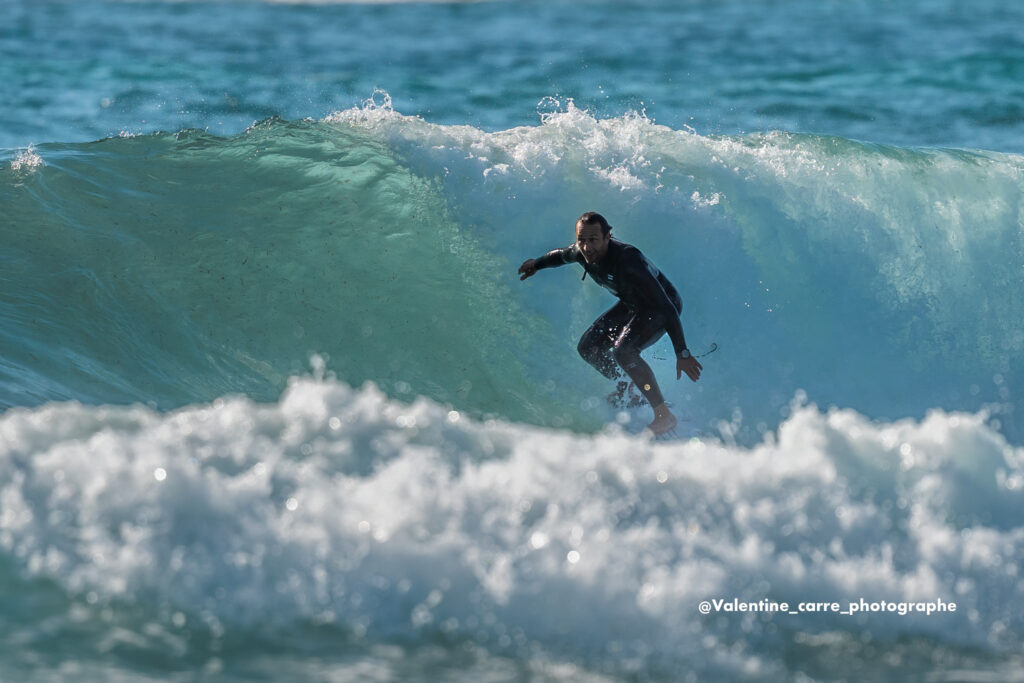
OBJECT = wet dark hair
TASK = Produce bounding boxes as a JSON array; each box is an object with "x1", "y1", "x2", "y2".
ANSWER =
[{"x1": 576, "y1": 211, "x2": 612, "y2": 236}]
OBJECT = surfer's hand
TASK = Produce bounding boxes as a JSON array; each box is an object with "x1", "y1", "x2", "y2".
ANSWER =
[
  {"x1": 677, "y1": 356, "x2": 702, "y2": 382},
  {"x1": 518, "y1": 259, "x2": 538, "y2": 280}
]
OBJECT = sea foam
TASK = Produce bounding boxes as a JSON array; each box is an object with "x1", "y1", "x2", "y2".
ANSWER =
[{"x1": 2, "y1": 374, "x2": 1022, "y2": 678}]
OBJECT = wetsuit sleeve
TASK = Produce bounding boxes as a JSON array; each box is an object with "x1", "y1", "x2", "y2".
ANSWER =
[
  {"x1": 622, "y1": 249, "x2": 689, "y2": 355},
  {"x1": 533, "y1": 244, "x2": 582, "y2": 270}
]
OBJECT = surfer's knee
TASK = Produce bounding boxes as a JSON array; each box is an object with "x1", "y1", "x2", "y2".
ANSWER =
[
  {"x1": 612, "y1": 343, "x2": 640, "y2": 369},
  {"x1": 577, "y1": 333, "x2": 602, "y2": 363}
]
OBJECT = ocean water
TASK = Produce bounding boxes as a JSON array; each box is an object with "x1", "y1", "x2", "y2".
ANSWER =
[{"x1": 3, "y1": 1, "x2": 1024, "y2": 681}]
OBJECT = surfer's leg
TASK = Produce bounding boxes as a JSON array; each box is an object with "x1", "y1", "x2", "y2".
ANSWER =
[
  {"x1": 612, "y1": 313, "x2": 668, "y2": 406},
  {"x1": 614, "y1": 313, "x2": 680, "y2": 435},
  {"x1": 577, "y1": 303, "x2": 630, "y2": 380}
]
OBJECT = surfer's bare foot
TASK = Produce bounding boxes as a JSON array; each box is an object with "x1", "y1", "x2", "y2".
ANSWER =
[{"x1": 647, "y1": 403, "x2": 677, "y2": 435}]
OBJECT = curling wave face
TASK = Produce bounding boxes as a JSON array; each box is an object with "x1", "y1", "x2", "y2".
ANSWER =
[{"x1": 3, "y1": 102, "x2": 1024, "y2": 439}]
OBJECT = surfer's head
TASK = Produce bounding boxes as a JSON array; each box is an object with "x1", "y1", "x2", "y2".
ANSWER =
[{"x1": 575, "y1": 211, "x2": 612, "y2": 263}]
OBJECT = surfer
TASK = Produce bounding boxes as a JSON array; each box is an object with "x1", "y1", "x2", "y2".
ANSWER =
[{"x1": 518, "y1": 212, "x2": 702, "y2": 436}]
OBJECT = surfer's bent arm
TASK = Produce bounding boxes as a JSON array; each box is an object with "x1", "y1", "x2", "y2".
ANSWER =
[
  {"x1": 533, "y1": 245, "x2": 582, "y2": 270},
  {"x1": 663, "y1": 310, "x2": 688, "y2": 357},
  {"x1": 624, "y1": 250, "x2": 689, "y2": 355}
]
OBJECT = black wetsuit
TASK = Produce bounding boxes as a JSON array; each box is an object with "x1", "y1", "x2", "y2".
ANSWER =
[{"x1": 533, "y1": 238, "x2": 688, "y2": 407}]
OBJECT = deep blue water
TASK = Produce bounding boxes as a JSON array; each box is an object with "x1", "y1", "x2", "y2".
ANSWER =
[{"x1": 5, "y1": 0, "x2": 1024, "y2": 151}]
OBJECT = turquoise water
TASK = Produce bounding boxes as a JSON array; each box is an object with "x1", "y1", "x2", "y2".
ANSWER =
[{"x1": 3, "y1": 1, "x2": 1024, "y2": 681}]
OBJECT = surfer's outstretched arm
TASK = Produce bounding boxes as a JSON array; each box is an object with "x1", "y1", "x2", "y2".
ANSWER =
[
  {"x1": 517, "y1": 259, "x2": 538, "y2": 280},
  {"x1": 518, "y1": 245, "x2": 579, "y2": 280}
]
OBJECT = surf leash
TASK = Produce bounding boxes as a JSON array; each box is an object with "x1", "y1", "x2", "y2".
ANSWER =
[{"x1": 653, "y1": 342, "x2": 718, "y2": 361}]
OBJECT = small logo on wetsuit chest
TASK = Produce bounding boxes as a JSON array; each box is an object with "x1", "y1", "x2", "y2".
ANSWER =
[{"x1": 596, "y1": 272, "x2": 619, "y2": 294}]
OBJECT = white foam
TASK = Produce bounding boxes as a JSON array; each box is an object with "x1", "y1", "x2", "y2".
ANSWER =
[
  {"x1": 10, "y1": 145, "x2": 43, "y2": 172},
  {"x1": 2, "y1": 377, "x2": 1022, "y2": 676}
]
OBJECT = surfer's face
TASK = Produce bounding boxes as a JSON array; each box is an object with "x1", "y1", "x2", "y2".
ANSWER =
[{"x1": 576, "y1": 222, "x2": 610, "y2": 263}]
